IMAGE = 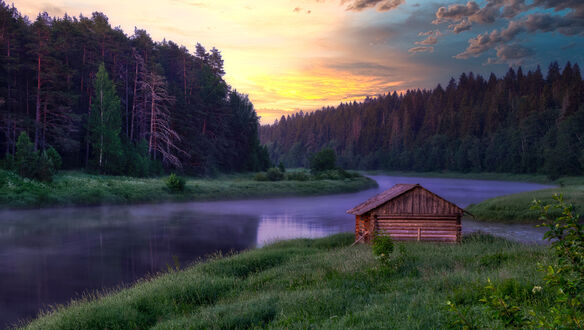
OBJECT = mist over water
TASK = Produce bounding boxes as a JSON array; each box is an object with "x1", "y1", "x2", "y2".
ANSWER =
[{"x1": 0, "y1": 175, "x2": 553, "y2": 327}]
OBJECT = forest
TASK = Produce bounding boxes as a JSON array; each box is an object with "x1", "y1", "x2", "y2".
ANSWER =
[
  {"x1": 260, "y1": 62, "x2": 584, "y2": 178},
  {"x1": 0, "y1": 2, "x2": 270, "y2": 177}
]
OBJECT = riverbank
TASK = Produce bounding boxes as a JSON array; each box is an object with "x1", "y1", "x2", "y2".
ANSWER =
[
  {"x1": 364, "y1": 170, "x2": 554, "y2": 184},
  {"x1": 0, "y1": 170, "x2": 377, "y2": 209},
  {"x1": 22, "y1": 233, "x2": 553, "y2": 329},
  {"x1": 367, "y1": 170, "x2": 583, "y2": 223},
  {"x1": 466, "y1": 182, "x2": 583, "y2": 223}
]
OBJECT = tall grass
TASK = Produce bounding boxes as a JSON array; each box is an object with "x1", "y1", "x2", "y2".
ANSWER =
[
  {"x1": 0, "y1": 170, "x2": 377, "y2": 209},
  {"x1": 467, "y1": 185, "x2": 584, "y2": 222},
  {"x1": 22, "y1": 233, "x2": 552, "y2": 329}
]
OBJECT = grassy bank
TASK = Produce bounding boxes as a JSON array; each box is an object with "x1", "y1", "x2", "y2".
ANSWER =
[
  {"x1": 0, "y1": 170, "x2": 377, "y2": 209},
  {"x1": 467, "y1": 183, "x2": 584, "y2": 223},
  {"x1": 365, "y1": 170, "x2": 555, "y2": 183},
  {"x1": 367, "y1": 170, "x2": 584, "y2": 223},
  {"x1": 22, "y1": 233, "x2": 553, "y2": 329}
]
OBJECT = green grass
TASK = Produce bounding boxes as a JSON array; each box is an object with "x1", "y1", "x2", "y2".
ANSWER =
[
  {"x1": 21, "y1": 233, "x2": 555, "y2": 329},
  {"x1": 467, "y1": 184, "x2": 584, "y2": 223},
  {"x1": 365, "y1": 170, "x2": 555, "y2": 184},
  {"x1": 0, "y1": 170, "x2": 377, "y2": 209},
  {"x1": 367, "y1": 170, "x2": 584, "y2": 223}
]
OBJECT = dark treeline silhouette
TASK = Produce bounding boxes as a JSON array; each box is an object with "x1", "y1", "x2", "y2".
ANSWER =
[
  {"x1": 0, "y1": 2, "x2": 269, "y2": 175},
  {"x1": 260, "y1": 62, "x2": 584, "y2": 179}
]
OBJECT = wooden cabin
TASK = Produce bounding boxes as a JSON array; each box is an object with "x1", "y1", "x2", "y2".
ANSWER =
[{"x1": 347, "y1": 184, "x2": 466, "y2": 243}]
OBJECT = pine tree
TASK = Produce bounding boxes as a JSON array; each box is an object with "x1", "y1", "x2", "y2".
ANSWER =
[{"x1": 89, "y1": 63, "x2": 122, "y2": 173}]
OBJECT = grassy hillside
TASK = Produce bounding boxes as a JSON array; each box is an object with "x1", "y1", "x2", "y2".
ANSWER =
[
  {"x1": 0, "y1": 170, "x2": 377, "y2": 209},
  {"x1": 22, "y1": 233, "x2": 554, "y2": 329}
]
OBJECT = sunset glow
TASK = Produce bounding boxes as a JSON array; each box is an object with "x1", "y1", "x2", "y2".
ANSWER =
[{"x1": 12, "y1": 0, "x2": 584, "y2": 123}]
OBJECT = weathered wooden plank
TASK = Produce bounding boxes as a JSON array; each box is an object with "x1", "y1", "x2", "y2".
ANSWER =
[
  {"x1": 376, "y1": 214, "x2": 459, "y2": 219},
  {"x1": 377, "y1": 221, "x2": 458, "y2": 225}
]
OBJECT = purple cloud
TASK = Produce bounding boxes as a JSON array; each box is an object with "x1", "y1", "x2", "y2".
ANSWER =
[
  {"x1": 341, "y1": 0, "x2": 404, "y2": 12},
  {"x1": 428, "y1": 0, "x2": 583, "y2": 64},
  {"x1": 409, "y1": 46, "x2": 434, "y2": 53}
]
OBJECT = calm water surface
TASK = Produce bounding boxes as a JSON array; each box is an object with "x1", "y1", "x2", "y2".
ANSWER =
[{"x1": 0, "y1": 175, "x2": 553, "y2": 327}]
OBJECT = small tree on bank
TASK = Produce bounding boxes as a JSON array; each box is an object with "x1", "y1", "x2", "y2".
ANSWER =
[
  {"x1": 14, "y1": 131, "x2": 59, "y2": 182},
  {"x1": 89, "y1": 63, "x2": 123, "y2": 174},
  {"x1": 309, "y1": 148, "x2": 337, "y2": 173}
]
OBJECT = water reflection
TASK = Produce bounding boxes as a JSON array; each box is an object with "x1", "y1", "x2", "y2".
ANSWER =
[
  {"x1": 0, "y1": 175, "x2": 554, "y2": 327},
  {"x1": 256, "y1": 214, "x2": 349, "y2": 247}
]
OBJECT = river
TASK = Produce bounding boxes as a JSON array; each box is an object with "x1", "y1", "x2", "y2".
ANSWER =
[{"x1": 0, "y1": 175, "x2": 553, "y2": 328}]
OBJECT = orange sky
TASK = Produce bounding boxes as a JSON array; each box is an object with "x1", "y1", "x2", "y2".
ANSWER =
[
  {"x1": 12, "y1": 0, "x2": 584, "y2": 124},
  {"x1": 13, "y1": 0, "x2": 426, "y2": 124}
]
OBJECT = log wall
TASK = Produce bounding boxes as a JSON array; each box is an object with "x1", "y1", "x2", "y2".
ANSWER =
[{"x1": 354, "y1": 187, "x2": 463, "y2": 243}]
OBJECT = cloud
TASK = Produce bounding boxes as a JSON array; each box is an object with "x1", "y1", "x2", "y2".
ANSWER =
[
  {"x1": 341, "y1": 0, "x2": 404, "y2": 12},
  {"x1": 377, "y1": 0, "x2": 405, "y2": 11},
  {"x1": 328, "y1": 61, "x2": 399, "y2": 77},
  {"x1": 454, "y1": 20, "x2": 524, "y2": 59},
  {"x1": 455, "y1": 10, "x2": 583, "y2": 60},
  {"x1": 409, "y1": 46, "x2": 434, "y2": 53},
  {"x1": 428, "y1": 0, "x2": 584, "y2": 64},
  {"x1": 433, "y1": 1, "x2": 480, "y2": 25},
  {"x1": 433, "y1": 0, "x2": 530, "y2": 33},
  {"x1": 415, "y1": 30, "x2": 442, "y2": 45},
  {"x1": 486, "y1": 44, "x2": 535, "y2": 64},
  {"x1": 523, "y1": 13, "x2": 584, "y2": 35},
  {"x1": 449, "y1": 19, "x2": 472, "y2": 33},
  {"x1": 293, "y1": 7, "x2": 312, "y2": 14}
]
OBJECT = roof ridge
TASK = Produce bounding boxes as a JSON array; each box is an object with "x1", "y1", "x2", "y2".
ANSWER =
[{"x1": 346, "y1": 183, "x2": 464, "y2": 216}]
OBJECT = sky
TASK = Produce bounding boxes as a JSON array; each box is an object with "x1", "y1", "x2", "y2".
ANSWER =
[{"x1": 12, "y1": 0, "x2": 584, "y2": 124}]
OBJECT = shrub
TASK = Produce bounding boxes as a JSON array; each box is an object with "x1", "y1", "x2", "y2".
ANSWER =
[
  {"x1": 14, "y1": 132, "x2": 59, "y2": 182},
  {"x1": 285, "y1": 171, "x2": 309, "y2": 181},
  {"x1": 36, "y1": 151, "x2": 56, "y2": 182},
  {"x1": 266, "y1": 168, "x2": 284, "y2": 181},
  {"x1": 254, "y1": 172, "x2": 268, "y2": 181},
  {"x1": 309, "y1": 148, "x2": 336, "y2": 173},
  {"x1": 45, "y1": 146, "x2": 62, "y2": 170},
  {"x1": 312, "y1": 169, "x2": 356, "y2": 180},
  {"x1": 372, "y1": 232, "x2": 394, "y2": 265},
  {"x1": 15, "y1": 132, "x2": 39, "y2": 179},
  {"x1": 0, "y1": 154, "x2": 15, "y2": 171},
  {"x1": 531, "y1": 194, "x2": 584, "y2": 328},
  {"x1": 166, "y1": 173, "x2": 186, "y2": 192},
  {"x1": 448, "y1": 195, "x2": 584, "y2": 328},
  {"x1": 277, "y1": 162, "x2": 286, "y2": 173},
  {"x1": 122, "y1": 139, "x2": 161, "y2": 178}
]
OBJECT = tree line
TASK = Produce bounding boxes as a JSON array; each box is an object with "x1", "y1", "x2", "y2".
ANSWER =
[
  {"x1": 0, "y1": 2, "x2": 270, "y2": 177},
  {"x1": 260, "y1": 62, "x2": 584, "y2": 178}
]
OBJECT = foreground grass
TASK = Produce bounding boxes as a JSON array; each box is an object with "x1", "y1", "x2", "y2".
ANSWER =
[
  {"x1": 0, "y1": 170, "x2": 377, "y2": 209},
  {"x1": 22, "y1": 233, "x2": 553, "y2": 329}
]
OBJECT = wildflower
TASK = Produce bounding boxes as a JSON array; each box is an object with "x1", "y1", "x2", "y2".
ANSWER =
[{"x1": 532, "y1": 286, "x2": 542, "y2": 294}]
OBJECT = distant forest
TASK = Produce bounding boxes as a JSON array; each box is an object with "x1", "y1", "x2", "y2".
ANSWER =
[
  {"x1": 0, "y1": 2, "x2": 269, "y2": 175},
  {"x1": 260, "y1": 62, "x2": 584, "y2": 178}
]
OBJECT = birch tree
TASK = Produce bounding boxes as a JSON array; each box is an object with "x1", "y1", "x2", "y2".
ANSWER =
[{"x1": 89, "y1": 63, "x2": 122, "y2": 173}]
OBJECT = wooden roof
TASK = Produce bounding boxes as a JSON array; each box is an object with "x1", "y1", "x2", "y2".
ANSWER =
[{"x1": 346, "y1": 183, "x2": 465, "y2": 216}]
